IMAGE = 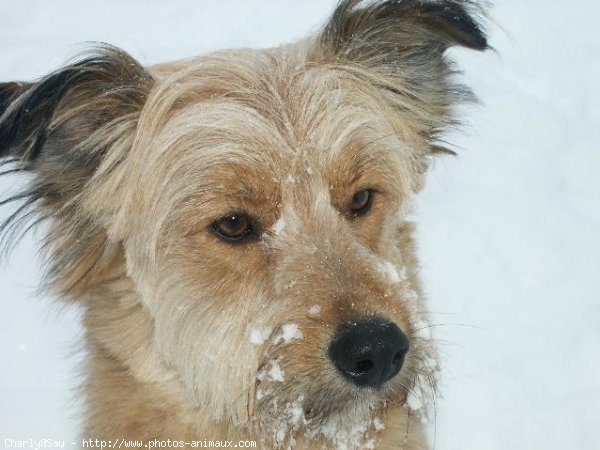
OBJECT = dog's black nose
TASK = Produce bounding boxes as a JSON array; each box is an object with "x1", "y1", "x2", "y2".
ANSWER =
[{"x1": 328, "y1": 319, "x2": 409, "y2": 388}]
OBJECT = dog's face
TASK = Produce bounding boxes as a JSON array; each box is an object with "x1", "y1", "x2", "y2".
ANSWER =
[
  {"x1": 0, "y1": 0, "x2": 486, "y2": 447},
  {"x1": 120, "y1": 49, "x2": 435, "y2": 434}
]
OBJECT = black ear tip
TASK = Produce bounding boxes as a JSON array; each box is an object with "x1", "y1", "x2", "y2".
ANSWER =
[
  {"x1": 453, "y1": 6, "x2": 489, "y2": 51},
  {"x1": 0, "y1": 82, "x2": 28, "y2": 116},
  {"x1": 326, "y1": 0, "x2": 489, "y2": 53},
  {"x1": 0, "y1": 82, "x2": 31, "y2": 159},
  {"x1": 425, "y1": 0, "x2": 489, "y2": 51},
  {"x1": 462, "y1": 25, "x2": 488, "y2": 51}
]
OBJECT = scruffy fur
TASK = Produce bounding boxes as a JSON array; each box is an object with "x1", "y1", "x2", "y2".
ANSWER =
[{"x1": 0, "y1": 1, "x2": 487, "y2": 448}]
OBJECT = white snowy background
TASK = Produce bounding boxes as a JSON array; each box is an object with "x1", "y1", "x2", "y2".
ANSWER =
[{"x1": 1, "y1": 1, "x2": 598, "y2": 448}]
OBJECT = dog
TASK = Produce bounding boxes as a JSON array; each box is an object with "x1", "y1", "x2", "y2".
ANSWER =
[{"x1": 0, "y1": 1, "x2": 487, "y2": 448}]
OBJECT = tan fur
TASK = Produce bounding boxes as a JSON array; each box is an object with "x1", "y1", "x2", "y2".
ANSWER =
[{"x1": 0, "y1": 1, "x2": 487, "y2": 448}]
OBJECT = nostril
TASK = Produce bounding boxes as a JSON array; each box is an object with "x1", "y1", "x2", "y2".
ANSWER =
[
  {"x1": 392, "y1": 351, "x2": 403, "y2": 365},
  {"x1": 351, "y1": 359, "x2": 374, "y2": 376}
]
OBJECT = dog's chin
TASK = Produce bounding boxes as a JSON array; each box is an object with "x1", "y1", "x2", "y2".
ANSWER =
[
  {"x1": 304, "y1": 381, "x2": 409, "y2": 422},
  {"x1": 251, "y1": 376, "x2": 408, "y2": 447}
]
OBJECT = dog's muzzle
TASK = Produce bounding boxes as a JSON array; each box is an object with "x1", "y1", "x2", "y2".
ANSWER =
[{"x1": 328, "y1": 318, "x2": 409, "y2": 388}]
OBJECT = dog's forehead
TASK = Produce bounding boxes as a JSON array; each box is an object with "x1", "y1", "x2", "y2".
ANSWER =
[
  {"x1": 150, "y1": 105, "x2": 406, "y2": 215},
  {"x1": 147, "y1": 54, "x2": 411, "y2": 199}
]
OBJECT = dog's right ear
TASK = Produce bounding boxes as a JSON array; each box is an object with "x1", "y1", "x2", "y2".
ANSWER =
[
  {"x1": 0, "y1": 46, "x2": 153, "y2": 282},
  {"x1": 0, "y1": 44, "x2": 153, "y2": 173}
]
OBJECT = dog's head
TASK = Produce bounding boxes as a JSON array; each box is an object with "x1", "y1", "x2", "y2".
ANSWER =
[{"x1": 0, "y1": 0, "x2": 486, "y2": 447}]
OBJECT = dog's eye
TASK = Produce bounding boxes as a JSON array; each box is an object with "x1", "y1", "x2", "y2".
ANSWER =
[
  {"x1": 213, "y1": 214, "x2": 253, "y2": 241},
  {"x1": 349, "y1": 189, "x2": 374, "y2": 216}
]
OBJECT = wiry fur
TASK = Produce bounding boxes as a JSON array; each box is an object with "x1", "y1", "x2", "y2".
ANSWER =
[{"x1": 0, "y1": 1, "x2": 487, "y2": 448}]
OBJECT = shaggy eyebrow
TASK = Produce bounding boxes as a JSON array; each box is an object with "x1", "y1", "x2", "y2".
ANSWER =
[
  {"x1": 188, "y1": 167, "x2": 278, "y2": 210},
  {"x1": 349, "y1": 156, "x2": 393, "y2": 186},
  {"x1": 337, "y1": 139, "x2": 400, "y2": 188}
]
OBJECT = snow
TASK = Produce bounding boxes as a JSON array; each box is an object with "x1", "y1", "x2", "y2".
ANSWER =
[
  {"x1": 256, "y1": 388, "x2": 270, "y2": 401},
  {"x1": 267, "y1": 360, "x2": 285, "y2": 383},
  {"x1": 280, "y1": 323, "x2": 303, "y2": 343},
  {"x1": 272, "y1": 217, "x2": 286, "y2": 235},
  {"x1": 272, "y1": 324, "x2": 304, "y2": 345},
  {"x1": 377, "y1": 260, "x2": 402, "y2": 284},
  {"x1": 372, "y1": 418, "x2": 384, "y2": 432},
  {"x1": 308, "y1": 304, "x2": 322, "y2": 315},
  {"x1": 249, "y1": 326, "x2": 273, "y2": 345},
  {"x1": 406, "y1": 390, "x2": 424, "y2": 412},
  {"x1": 1, "y1": 1, "x2": 599, "y2": 448},
  {"x1": 318, "y1": 415, "x2": 374, "y2": 450}
]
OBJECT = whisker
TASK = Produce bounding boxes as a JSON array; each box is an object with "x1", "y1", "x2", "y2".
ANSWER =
[
  {"x1": 0, "y1": 168, "x2": 24, "y2": 176},
  {"x1": 414, "y1": 322, "x2": 485, "y2": 332},
  {"x1": 0, "y1": 157, "x2": 22, "y2": 166},
  {"x1": 427, "y1": 372, "x2": 438, "y2": 450},
  {"x1": 405, "y1": 405, "x2": 411, "y2": 446}
]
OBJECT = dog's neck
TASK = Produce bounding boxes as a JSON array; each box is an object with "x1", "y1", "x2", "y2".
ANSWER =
[{"x1": 81, "y1": 271, "x2": 199, "y2": 437}]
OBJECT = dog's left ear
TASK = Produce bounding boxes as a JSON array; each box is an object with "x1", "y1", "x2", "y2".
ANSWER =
[{"x1": 315, "y1": 0, "x2": 488, "y2": 155}]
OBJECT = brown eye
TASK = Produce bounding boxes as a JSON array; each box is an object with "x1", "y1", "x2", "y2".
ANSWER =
[
  {"x1": 213, "y1": 214, "x2": 253, "y2": 242},
  {"x1": 349, "y1": 189, "x2": 374, "y2": 216}
]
